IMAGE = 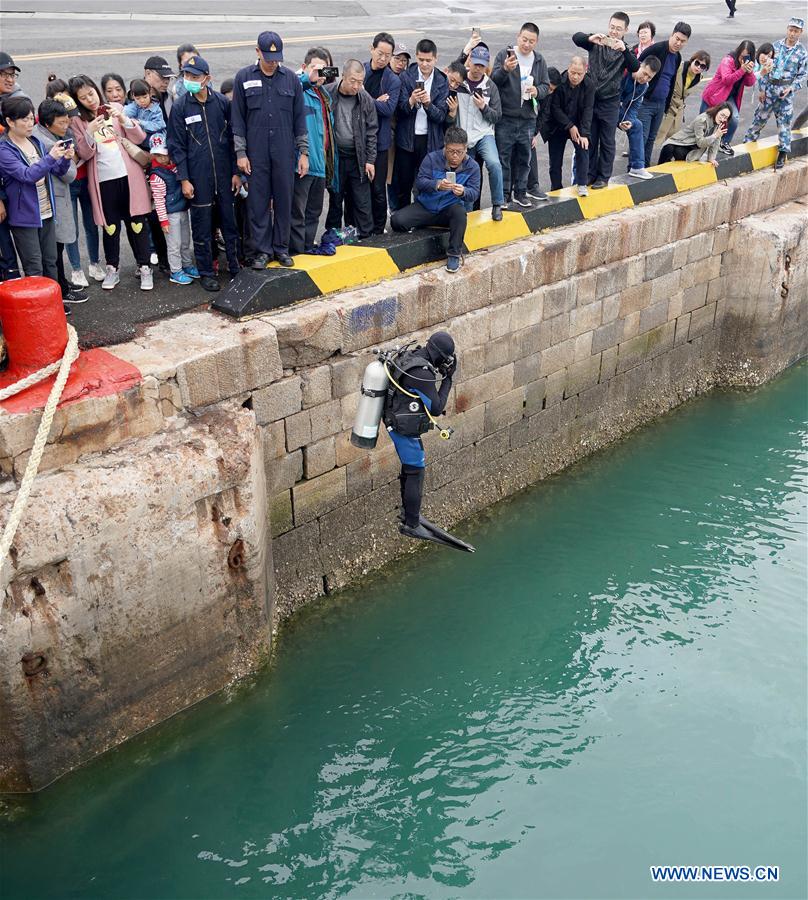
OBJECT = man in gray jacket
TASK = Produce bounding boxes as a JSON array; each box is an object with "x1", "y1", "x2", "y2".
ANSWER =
[
  {"x1": 324, "y1": 60, "x2": 379, "y2": 239},
  {"x1": 446, "y1": 46, "x2": 504, "y2": 220},
  {"x1": 573, "y1": 11, "x2": 640, "y2": 187},
  {"x1": 491, "y1": 23, "x2": 550, "y2": 207}
]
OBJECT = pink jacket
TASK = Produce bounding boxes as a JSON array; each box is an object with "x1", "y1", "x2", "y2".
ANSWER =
[
  {"x1": 701, "y1": 54, "x2": 756, "y2": 108},
  {"x1": 72, "y1": 115, "x2": 152, "y2": 227}
]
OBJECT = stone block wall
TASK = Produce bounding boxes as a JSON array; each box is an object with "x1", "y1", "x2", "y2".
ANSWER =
[{"x1": 1, "y1": 161, "x2": 805, "y2": 790}]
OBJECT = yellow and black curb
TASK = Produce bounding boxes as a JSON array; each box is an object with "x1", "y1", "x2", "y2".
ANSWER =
[{"x1": 213, "y1": 131, "x2": 808, "y2": 319}]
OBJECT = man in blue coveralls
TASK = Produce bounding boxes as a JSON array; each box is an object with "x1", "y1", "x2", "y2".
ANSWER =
[{"x1": 231, "y1": 31, "x2": 309, "y2": 268}]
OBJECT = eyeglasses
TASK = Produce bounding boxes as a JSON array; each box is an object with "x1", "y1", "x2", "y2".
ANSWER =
[{"x1": 0, "y1": 69, "x2": 17, "y2": 79}]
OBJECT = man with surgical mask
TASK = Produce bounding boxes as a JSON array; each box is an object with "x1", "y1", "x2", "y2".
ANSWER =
[{"x1": 167, "y1": 55, "x2": 241, "y2": 291}]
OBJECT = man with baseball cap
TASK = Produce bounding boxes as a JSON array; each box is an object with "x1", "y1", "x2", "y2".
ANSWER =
[
  {"x1": 446, "y1": 44, "x2": 504, "y2": 220},
  {"x1": 144, "y1": 55, "x2": 176, "y2": 121},
  {"x1": 0, "y1": 52, "x2": 27, "y2": 104},
  {"x1": 231, "y1": 31, "x2": 308, "y2": 267},
  {"x1": 390, "y1": 44, "x2": 411, "y2": 76},
  {"x1": 167, "y1": 54, "x2": 242, "y2": 291},
  {"x1": 744, "y1": 17, "x2": 807, "y2": 170}
]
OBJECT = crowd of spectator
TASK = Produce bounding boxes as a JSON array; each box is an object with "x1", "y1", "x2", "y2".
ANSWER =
[{"x1": 0, "y1": 12, "x2": 805, "y2": 305}]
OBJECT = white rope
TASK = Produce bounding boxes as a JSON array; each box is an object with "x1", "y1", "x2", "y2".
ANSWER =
[{"x1": 0, "y1": 324, "x2": 80, "y2": 577}]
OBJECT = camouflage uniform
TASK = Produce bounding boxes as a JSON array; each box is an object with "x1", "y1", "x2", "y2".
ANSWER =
[{"x1": 744, "y1": 37, "x2": 807, "y2": 152}]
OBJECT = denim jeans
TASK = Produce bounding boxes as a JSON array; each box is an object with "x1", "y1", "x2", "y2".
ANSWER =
[
  {"x1": 66, "y1": 177, "x2": 99, "y2": 270},
  {"x1": 636, "y1": 96, "x2": 667, "y2": 167},
  {"x1": 701, "y1": 96, "x2": 739, "y2": 142},
  {"x1": 624, "y1": 115, "x2": 646, "y2": 170},
  {"x1": 468, "y1": 134, "x2": 504, "y2": 205}
]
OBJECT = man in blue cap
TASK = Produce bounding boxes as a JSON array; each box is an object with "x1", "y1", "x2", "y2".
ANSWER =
[
  {"x1": 232, "y1": 31, "x2": 308, "y2": 268},
  {"x1": 744, "y1": 16, "x2": 807, "y2": 170},
  {"x1": 167, "y1": 54, "x2": 242, "y2": 292}
]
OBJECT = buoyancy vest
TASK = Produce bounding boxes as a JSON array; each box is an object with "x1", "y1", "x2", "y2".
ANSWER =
[{"x1": 382, "y1": 349, "x2": 437, "y2": 437}]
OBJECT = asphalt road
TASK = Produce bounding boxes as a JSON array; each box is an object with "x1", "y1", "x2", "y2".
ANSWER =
[{"x1": 0, "y1": 0, "x2": 801, "y2": 346}]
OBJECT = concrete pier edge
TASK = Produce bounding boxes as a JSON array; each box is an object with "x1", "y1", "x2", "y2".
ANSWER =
[{"x1": 1, "y1": 146, "x2": 806, "y2": 791}]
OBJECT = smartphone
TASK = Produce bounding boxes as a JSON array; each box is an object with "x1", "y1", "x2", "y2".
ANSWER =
[
  {"x1": 507, "y1": 47, "x2": 516, "y2": 57},
  {"x1": 444, "y1": 171, "x2": 456, "y2": 183},
  {"x1": 415, "y1": 80, "x2": 425, "y2": 91},
  {"x1": 97, "y1": 104, "x2": 109, "y2": 118},
  {"x1": 318, "y1": 66, "x2": 339, "y2": 78},
  {"x1": 448, "y1": 89, "x2": 457, "y2": 100},
  {"x1": 57, "y1": 138, "x2": 74, "y2": 149},
  {"x1": 473, "y1": 87, "x2": 484, "y2": 98},
  {"x1": 471, "y1": 26, "x2": 480, "y2": 38}
]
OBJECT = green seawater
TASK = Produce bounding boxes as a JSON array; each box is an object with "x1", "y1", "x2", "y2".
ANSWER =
[{"x1": 1, "y1": 364, "x2": 806, "y2": 900}]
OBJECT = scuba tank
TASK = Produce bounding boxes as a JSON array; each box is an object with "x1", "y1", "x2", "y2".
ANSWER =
[{"x1": 350, "y1": 357, "x2": 390, "y2": 449}]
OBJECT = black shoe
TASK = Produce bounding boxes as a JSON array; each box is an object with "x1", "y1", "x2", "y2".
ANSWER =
[
  {"x1": 62, "y1": 304, "x2": 72, "y2": 316},
  {"x1": 775, "y1": 150, "x2": 786, "y2": 170},
  {"x1": 200, "y1": 275, "x2": 220, "y2": 292},
  {"x1": 511, "y1": 193, "x2": 532, "y2": 208},
  {"x1": 251, "y1": 253, "x2": 271, "y2": 270},
  {"x1": 492, "y1": 204, "x2": 503, "y2": 221},
  {"x1": 275, "y1": 253, "x2": 294, "y2": 267},
  {"x1": 62, "y1": 287, "x2": 88, "y2": 304},
  {"x1": 719, "y1": 141, "x2": 734, "y2": 156},
  {"x1": 591, "y1": 180, "x2": 608, "y2": 190}
]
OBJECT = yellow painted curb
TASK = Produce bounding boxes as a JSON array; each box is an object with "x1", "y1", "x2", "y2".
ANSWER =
[
  {"x1": 464, "y1": 209, "x2": 531, "y2": 251},
  {"x1": 650, "y1": 161, "x2": 718, "y2": 191},
  {"x1": 271, "y1": 245, "x2": 399, "y2": 294},
  {"x1": 734, "y1": 140, "x2": 779, "y2": 170},
  {"x1": 550, "y1": 184, "x2": 634, "y2": 220}
]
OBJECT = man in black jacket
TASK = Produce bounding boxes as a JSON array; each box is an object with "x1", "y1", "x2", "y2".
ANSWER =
[
  {"x1": 547, "y1": 58, "x2": 595, "y2": 195},
  {"x1": 491, "y1": 22, "x2": 550, "y2": 206},
  {"x1": 324, "y1": 60, "x2": 379, "y2": 240},
  {"x1": 572, "y1": 11, "x2": 639, "y2": 188},
  {"x1": 167, "y1": 55, "x2": 241, "y2": 291},
  {"x1": 637, "y1": 22, "x2": 692, "y2": 167}
]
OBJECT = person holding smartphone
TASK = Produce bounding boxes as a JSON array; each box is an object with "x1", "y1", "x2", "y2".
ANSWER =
[
  {"x1": 658, "y1": 103, "x2": 731, "y2": 165},
  {"x1": 491, "y1": 22, "x2": 550, "y2": 206},
  {"x1": 700, "y1": 40, "x2": 757, "y2": 155},
  {"x1": 743, "y1": 17, "x2": 807, "y2": 170},
  {"x1": 0, "y1": 95, "x2": 73, "y2": 296},
  {"x1": 33, "y1": 98, "x2": 90, "y2": 304},
  {"x1": 394, "y1": 38, "x2": 448, "y2": 209},
  {"x1": 391, "y1": 125, "x2": 480, "y2": 274},
  {"x1": 572, "y1": 12, "x2": 639, "y2": 188}
]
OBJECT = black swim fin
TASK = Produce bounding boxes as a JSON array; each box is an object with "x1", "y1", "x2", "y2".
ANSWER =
[{"x1": 398, "y1": 519, "x2": 476, "y2": 553}]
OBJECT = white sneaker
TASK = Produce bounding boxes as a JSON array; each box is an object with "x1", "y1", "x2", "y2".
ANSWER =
[
  {"x1": 88, "y1": 262, "x2": 106, "y2": 282},
  {"x1": 101, "y1": 265, "x2": 120, "y2": 290},
  {"x1": 577, "y1": 184, "x2": 589, "y2": 197},
  {"x1": 628, "y1": 168, "x2": 654, "y2": 180},
  {"x1": 149, "y1": 252, "x2": 159, "y2": 266},
  {"x1": 139, "y1": 265, "x2": 153, "y2": 291},
  {"x1": 70, "y1": 268, "x2": 89, "y2": 288}
]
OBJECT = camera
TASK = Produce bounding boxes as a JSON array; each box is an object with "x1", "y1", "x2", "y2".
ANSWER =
[{"x1": 318, "y1": 66, "x2": 339, "y2": 78}]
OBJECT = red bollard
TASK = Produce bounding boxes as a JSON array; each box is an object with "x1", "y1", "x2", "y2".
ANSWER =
[
  {"x1": 0, "y1": 276, "x2": 67, "y2": 381},
  {"x1": 0, "y1": 276, "x2": 142, "y2": 414}
]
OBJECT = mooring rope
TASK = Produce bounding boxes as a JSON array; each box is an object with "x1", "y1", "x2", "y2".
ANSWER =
[{"x1": 0, "y1": 324, "x2": 80, "y2": 576}]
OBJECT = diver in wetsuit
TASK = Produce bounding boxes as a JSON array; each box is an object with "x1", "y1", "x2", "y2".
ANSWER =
[{"x1": 384, "y1": 331, "x2": 457, "y2": 540}]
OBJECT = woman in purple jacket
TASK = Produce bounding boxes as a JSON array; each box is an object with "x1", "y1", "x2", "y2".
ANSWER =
[{"x1": 0, "y1": 94, "x2": 71, "y2": 284}]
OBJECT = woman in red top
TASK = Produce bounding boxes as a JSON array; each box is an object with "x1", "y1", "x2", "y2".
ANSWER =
[{"x1": 700, "y1": 40, "x2": 756, "y2": 155}]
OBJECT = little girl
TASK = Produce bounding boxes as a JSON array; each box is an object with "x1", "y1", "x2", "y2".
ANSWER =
[
  {"x1": 123, "y1": 79, "x2": 166, "y2": 150},
  {"x1": 148, "y1": 133, "x2": 197, "y2": 284}
]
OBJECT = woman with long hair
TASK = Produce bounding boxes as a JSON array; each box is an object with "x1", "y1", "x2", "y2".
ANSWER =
[
  {"x1": 68, "y1": 74, "x2": 153, "y2": 290},
  {"x1": 654, "y1": 50, "x2": 710, "y2": 149},
  {"x1": 659, "y1": 102, "x2": 732, "y2": 165},
  {"x1": 700, "y1": 40, "x2": 756, "y2": 155}
]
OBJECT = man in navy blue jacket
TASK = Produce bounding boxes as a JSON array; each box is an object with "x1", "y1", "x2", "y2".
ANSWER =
[
  {"x1": 364, "y1": 32, "x2": 400, "y2": 233},
  {"x1": 231, "y1": 31, "x2": 308, "y2": 269},
  {"x1": 390, "y1": 125, "x2": 480, "y2": 273},
  {"x1": 393, "y1": 39, "x2": 448, "y2": 210},
  {"x1": 167, "y1": 55, "x2": 241, "y2": 291}
]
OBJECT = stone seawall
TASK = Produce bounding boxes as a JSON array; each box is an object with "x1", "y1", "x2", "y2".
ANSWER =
[{"x1": 1, "y1": 161, "x2": 806, "y2": 790}]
